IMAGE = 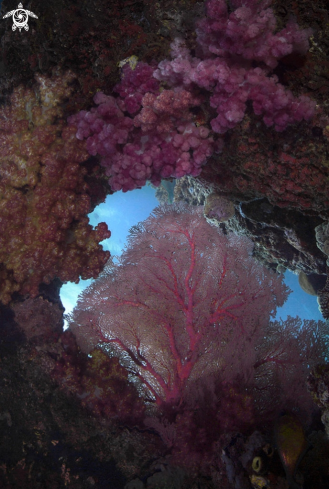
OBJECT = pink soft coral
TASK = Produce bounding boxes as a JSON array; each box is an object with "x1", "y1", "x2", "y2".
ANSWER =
[
  {"x1": 154, "y1": 0, "x2": 315, "y2": 133},
  {"x1": 68, "y1": 63, "x2": 214, "y2": 192},
  {"x1": 196, "y1": 0, "x2": 312, "y2": 68},
  {"x1": 69, "y1": 0, "x2": 315, "y2": 191}
]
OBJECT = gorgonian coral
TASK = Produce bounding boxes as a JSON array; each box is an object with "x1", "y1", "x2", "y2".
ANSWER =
[
  {"x1": 68, "y1": 204, "x2": 327, "y2": 471},
  {"x1": 0, "y1": 70, "x2": 111, "y2": 304},
  {"x1": 68, "y1": 203, "x2": 322, "y2": 415}
]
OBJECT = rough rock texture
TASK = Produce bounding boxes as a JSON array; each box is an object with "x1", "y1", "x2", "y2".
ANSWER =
[
  {"x1": 308, "y1": 365, "x2": 329, "y2": 438},
  {"x1": 315, "y1": 222, "x2": 329, "y2": 266},
  {"x1": 199, "y1": 117, "x2": 329, "y2": 217},
  {"x1": 237, "y1": 199, "x2": 326, "y2": 275},
  {"x1": 174, "y1": 177, "x2": 327, "y2": 277},
  {"x1": 317, "y1": 272, "x2": 329, "y2": 319},
  {"x1": 174, "y1": 175, "x2": 211, "y2": 206}
]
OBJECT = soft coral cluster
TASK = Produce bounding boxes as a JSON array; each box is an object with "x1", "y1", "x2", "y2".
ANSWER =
[
  {"x1": 196, "y1": 0, "x2": 312, "y2": 68},
  {"x1": 154, "y1": 0, "x2": 315, "y2": 133},
  {"x1": 69, "y1": 0, "x2": 315, "y2": 192},
  {"x1": 50, "y1": 337, "x2": 146, "y2": 424},
  {"x1": 12, "y1": 297, "x2": 145, "y2": 425},
  {"x1": 68, "y1": 62, "x2": 215, "y2": 191},
  {"x1": 0, "y1": 71, "x2": 111, "y2": 304}
]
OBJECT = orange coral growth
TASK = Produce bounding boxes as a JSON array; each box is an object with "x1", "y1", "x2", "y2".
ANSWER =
[{"x1": 0, "y1": 70, "x2": 111, "y2": 304}]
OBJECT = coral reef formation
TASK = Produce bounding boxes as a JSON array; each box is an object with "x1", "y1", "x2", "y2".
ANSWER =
[
  {"x1": 315, "y1": 221, "x2": 329, "y2": 265},
  {"x1": 199, "y1": 121, "x2": 329, "y2": 215},
  {"x1": 68, "y1": 204, "x2": 290, "y2": 405},
  {"x1": 69, "y1": 0, "x2": 315, "y2": 193},
  {"x1": 0, "y1": 297, "x2": 163, "y2": 487},
  {"x1": 0, "y1": 0, "x2": 161, "y2": 95},
  {"x1": 317, "y1": 272, "x2": 329, "y2": 319},
  {"x1": 68, "y1": 204, "x2": 327, "y2": 473},
  {"x1": 175, "y1": 177, "x2": 327, "y2": 279},
  {"x1": 154, "y1": 3, "x2": 315, "y2": 133},
  {"x1": 68, "y1": 63, "x2": 215, "y2": 192},
  {"x1": 213, "y1": 427, "x2": 329, "y2": 489},
  {"x1": 12, "y1": 296, "x2": 63, "y2": 343},
  {"x1": 0, "y1": 70, "x2": 111, "y2": 304},
  {"x1": 308, "y1": 365, "x2": 329, "y2": 437},
  {"x1": 65, "y1": 203, "x2": 329, "y2": 481},
  {"x1": 1, "y1": 0, "x2": 329, "y2": 487}
]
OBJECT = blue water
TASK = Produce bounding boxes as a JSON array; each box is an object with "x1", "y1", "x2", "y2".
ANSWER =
[
  {"x1": 61, "y1": 185, "x2": 159, "y2": 318},
  {"x1": 60, "y1": 184, "x2": 323, "y2": 323}
]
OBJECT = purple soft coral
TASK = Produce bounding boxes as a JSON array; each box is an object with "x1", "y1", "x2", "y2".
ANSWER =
[
  {"x1": 69, "y1": 0, "x2": 315, "y2": 191},
  {"x1": 69, "y1": 63, "x2": 214, "y2": 192},
  {"x1": 154, "y1": 0, "x2": 315, "y2": 133},
  {"x1": 196, "y1": 0, "x2": 312, "y2": 68}
]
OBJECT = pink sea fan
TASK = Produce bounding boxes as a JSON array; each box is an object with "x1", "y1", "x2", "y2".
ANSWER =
[{"x1": 68, "y1": 203, "x2": 291, "y2": 407}]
